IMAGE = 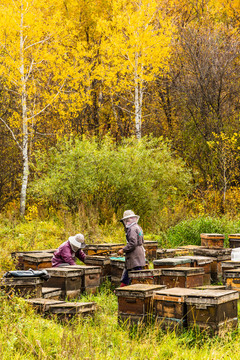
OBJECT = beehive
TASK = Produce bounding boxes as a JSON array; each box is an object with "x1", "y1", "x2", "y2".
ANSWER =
[
  {"x1": 186, "y1": 289, "x2": 239, "y2": 335},
  {"x1": 129, "y1": 269, "x2": 162, "y2": 285},
  {"x1": 153, "y1": 287, "x2": 200, "y2": 330},
  {"x1": 115, "y1": 284, "x2": 166, "y2": 324},
  {"x1": 153, "y1": 258, "x2": 192, "y2": 269},
  {"x1": 84, "y1": 255, "x2": 111, "y2": 283},
  {"x1": 176, "y1": 245, "x2": 205, "y2": 256},
  {"x1": 177, "y1": 256, "x2": 213, "y2": 285},
  {"x1": 26, "y1": 298, "x2": 65, "y2": 313},
  {"x1": 11, "y1": 249, "x2": 56, "y2": 270},
  {"x1": 1, "y1": 276, "x2": 44, "y2": 298},
  {"x1": 194, "y1": 248, "x2": 231, "y2": 282},
  {"x1": 225, "y1": 268, "x2": 240, "y2": 292},
  {"x1": 200, "y1": 233, "x2": 224, "y2": 248},
  {"x1": 143, "y1": 240, "x2": 158, "y2": 260},
  {"x1": 47, "y1": 301, "x2": 97, "y2": 320},
  {"x1": 85, "y1": 243, "x2": 125, "y2": 256},
  {"x1": 42, "y1": 287, "x2": 63, "y2": 300},
  {"x1": 44, "y1": 267, "x2": 84, "y2": 299},
  {"x1": 228, "y1": 234, "x2": 240, "y2": 249},
  {"x1": 160, "y1": 267, "x2": 204, "y2": 288},
  {"x1": 22, "y1": 252, "x2": 53, "y2": 270},
  {"x1": 110, "y1": 257, "x2": 126, "y2": 286},
  {"x1": 65, "y1": 265, "x2": 101, "y2": 294},
  {"x1": 221, "y1": 260, "x2": 240, "y2": 283}
]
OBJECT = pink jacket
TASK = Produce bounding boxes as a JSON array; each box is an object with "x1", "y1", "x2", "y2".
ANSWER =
[{"x1": 52, "y1": 240, "x2": 86, "y2": 267}]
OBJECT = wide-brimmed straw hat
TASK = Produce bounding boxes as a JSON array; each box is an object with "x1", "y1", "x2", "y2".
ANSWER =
[
  {"x1": 68, "y1": 233, "x2": 86, "y2": 249},
  {"x1": 120, "y1": 210, "x2": 140, "y2": 222}
]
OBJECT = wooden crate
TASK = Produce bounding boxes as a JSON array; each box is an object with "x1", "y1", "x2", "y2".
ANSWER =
[
  {"x1": 129, "y1": 269, "x2": 162, "y2": 285},
  {"x1": 85, "y1": 243, "x2": 125, "y2": 256},
  {"x1": 47, "y1": 301, "x2": 97, "y2": 320},
  {"x1": 84, "y1": 255, "x2": 111, "y2": 283},
  {"x1": 22, "y1": 252, "x2": 53, "y2": 270},
  {"x1": 65, "y1": 265, "x2": 101, "y2": 294},
  {"x1": 186, "y1": 289, "x2": 239, "y2": 335},
  {"x1": 44, "y1": 267, "x2": 84, "y2": 299},
  {"x1": 153, "y1": 287, "x2": 200, "y2": 329},
  {"x1": 153, "y1": 258, "x2": 192, "y2": 269},
  {"x1": 26, "y1": 298, "x2": 65, "y2": 313},
  {"x1": 228, "y1": 234, "x2": 240, "y2": 249},
  {"x1": 42, "y1": 287, "x2": 63, "y2": 300},
  {"x1": 11, "y1": 249, "x2": 56, "y2": 270},
  {"x1": 143, "y1": 240, "x2": 158, "y2": 260},
  {"x1": 1, "y1": 277, "x2": 44, "y2": 298},
  {"x1": 200, "y1": 233, "x2": 224, "y2": 248},
  {"x1": 160, "y1": 267, "x2": 204, "y2": 288},
  {"x1": 225, "y1": 268, "x2": 240, "y2": 292},
  {"x1": 177, "y1": 256, "x2": 213, "y2": 285},
  {"x1": 115, "y1": 284, "x2": 166, "y2": 324},
  {"x1": 194, "y1": 248, "x2": 231, "y2": 282}
]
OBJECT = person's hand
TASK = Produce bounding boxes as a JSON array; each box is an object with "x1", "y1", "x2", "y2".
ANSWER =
[{"x1": 118, "y1": 249, "x2": 124, "y2": 256}]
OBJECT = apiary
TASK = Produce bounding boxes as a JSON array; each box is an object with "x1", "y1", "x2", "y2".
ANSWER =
[
  {"x1": 44, "y1": 267, "x2": 84, "y2": 299},
  {"x1": 85, "y1": 243, "x2": 125, "y2": 256},
  {"x1": 84, "y1": 255, "x2": 111, "y2": 283},
  {"x1": 129, "y1": 269, "x2": 162, "y2": 285},
  {"x1": 143, "y1": 240, "x2": 158, "y2": 260},
  {"x1": 200, "y1": 233, "x2": 225, "y2": 248},
  {"x1": 160, "y1": 267, "x2": 204, "y2": 288},
  {"x1": 177, "y1": 256, "x2": 213, "y2": 285},
  {"x1": 153, "y1": 258, "x2": 192, "y2": 269},
  {"x1": 228, "y1": 234, "x2": 240, "y2": 249},
  {"x1": 42, "y1": 287, "x2": 63, "y2": 300},
  {"x1": 65, "y1": 265, "x2": 101, "y2": 294},
  {"x1": 194, "y1": 248, "x2": 231, "y2": 282},
  {"x1": 115, "y1": 284, "x2": 166, "y2": 324},
  {"x1": 22, "y1": 252, "x2": 53, "y2": 270},
  {"x1": 1, "y1": 276, "x2": 44, "y2": 298},
  {"x1": 11, "y1": 249, "x2": 56, "y2": 270},
  {"x1": 186, "y1": 289, "x2": 239, "y2": 334},
  {"x1": 225, "y1": 268, "x2": 240, "y2": 292},
  {"x1": 153, "y1": 287, "x2": 200, "y2": 330}
]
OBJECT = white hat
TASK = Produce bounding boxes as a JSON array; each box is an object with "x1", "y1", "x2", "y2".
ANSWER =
[
  {"x1": 68, "y1": 233, "x2": 86, "y2": 249},
  {"x1": 120, "y1": 210, "x2": 140, "y2": 222}
]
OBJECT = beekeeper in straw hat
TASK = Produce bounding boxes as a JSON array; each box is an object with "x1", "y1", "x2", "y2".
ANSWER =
[
  {"x1": 52, "y1": 233, "x2": 87, "y2": 267},
  {"x1": 118, "y1": 210, "x2": 146, "y2": 287}
]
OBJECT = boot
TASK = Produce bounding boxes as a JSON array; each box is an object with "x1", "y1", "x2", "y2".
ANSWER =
[{"x1": 120, "y1": 282, "x2": 127, "y2": 287}]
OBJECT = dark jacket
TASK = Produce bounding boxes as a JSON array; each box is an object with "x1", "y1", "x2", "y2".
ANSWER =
[
  {"x1": 52, "y1": 240, "x2": 86, "y2": 267},
  {"x1": 123, "y1": 223, "x2": 146, "y2": 270}
]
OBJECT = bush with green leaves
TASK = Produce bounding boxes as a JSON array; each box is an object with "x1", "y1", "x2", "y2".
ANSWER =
[{"x1": 30, "y1": 136, "x2": 192, "y2": 227}]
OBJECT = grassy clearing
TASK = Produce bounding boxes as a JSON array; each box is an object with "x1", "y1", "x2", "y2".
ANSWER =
[{"x1": 1, "y1": 215, "x2": 240, "y2": 359}]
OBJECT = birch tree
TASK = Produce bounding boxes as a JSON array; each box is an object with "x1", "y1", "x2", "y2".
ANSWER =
[
  {"x1": 0, "y1": 0, "x2": 71, "y2": 216},
  {"x1": 98, "y1": 0, "x2": 173, "y2": 139}
]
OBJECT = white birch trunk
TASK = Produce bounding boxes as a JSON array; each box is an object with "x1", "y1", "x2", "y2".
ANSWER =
[
  {"x1": 19, "y1": 5, "x2": 29, "y2": 217},
  {"x1": 134, "y1": 52, "x2": 143, "y2": 140}
]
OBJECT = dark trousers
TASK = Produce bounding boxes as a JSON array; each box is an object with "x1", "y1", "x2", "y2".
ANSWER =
[{"x1": 121, "y1": 266, "x2": 142, "y2": 285}]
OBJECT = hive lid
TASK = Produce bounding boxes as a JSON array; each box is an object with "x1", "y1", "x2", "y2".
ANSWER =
[
  {"x1": 200, "y1": 233, "x2": 225, "y2": 238},
  {"x1": 228, "y1": 234, "x2": 240, "y2": 238},
  {"x1": 153, "y1": 257, "x2": 191, "y2": 266},
  {"x1": 161, "y1": 267, "x2": 204, "y2": 276},
  {"x1": 194, "y1": 248, "x2": 231, "y2": 258},
  {"x1": 86, "y1": 243, "x2": 124, "y2": 249},
  {"x1": 153, "y1": 287, "x2": 201, "y2": 298},
  {"x1": 224, "y1": 267, "x2": 240, "y2": 276},
  {"x1": 48, "y1": 301, "x2": 96, "y2": 313},
  {"x1": 85, "y1": 255, "x2": 110, "y2": 265},
  {"x1": 128, "y1": 269, "x2": 161, "y2": 278},
  {"x1": 115, "y1": 284, "x2": 165, "y2": 298},
  {"x1": 22, "y1": 253, "x2": 53, "y2": 261},
  {"x1": 144, "y1": 240, "x2": 158, "y2": 245},
  {"x1": 64, "y1": 265, "x2": 101, "y2": 274},
  {"x1": 177, "y1": 256, "x2": 213, "y2": 265},
  {"x1": 1, "y1": 276, "x2": 44, "y2": 285},
  {"x1": 45, "y1": 267, "x2": 85, "y2": 277},
  {"x1": 185, "y1": 289, "x2": 239, "y2": 305},
  {"x1": 110, "y1": 257, "x2": 125, "y2": 263},
  {"x1": 26, "y1": 298, "x2": 65, "y2": 306}
]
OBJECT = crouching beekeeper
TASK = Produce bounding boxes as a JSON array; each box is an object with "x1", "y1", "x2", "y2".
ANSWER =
[
  {"x1": 118, "y1": 210, "x2": 146, "y2": 287},
  {"x1": 52, "y1": 233, "x2": 86, "y2": 267}
]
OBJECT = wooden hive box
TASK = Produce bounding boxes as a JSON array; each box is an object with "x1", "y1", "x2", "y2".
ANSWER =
[
  {"x1": 228, "y1": 234, "x2": 240, "y2": 249},
  {"x1": 110, "y1": 257, "x2": 126, "y2": 286},
  {"x1": 85, "y1": 243, "x2": 125, "y2": 256},
  {"x1": 1, "y1": 276, "x2": 44, "y2": 298},
  {"x1": 44, "y1": 267, "x2": 84, "y2": 299},
  {"x1": 47, "y1": 301, "x2": 97, "y2": 321},
  {"x1": 177, "y1": 256, "x2": 213, "y2": 285},
  {"x1": 115, "y1": 284, "x2": 166, "y2": 324},
  {"x1": 160, "y1": 267, "x2": 204, "y2": 288},
  {"x1": 26, "y1": 298, "x2": 66, "y2": 313},
  {"x1": 200, "y1": 233, "x2": 225, "y2": 248},
  {"x1": 176, "y1": 245, "x2": 205, "y2": 256},
  {"x1": 225, "y1": 268, "x2": 240, "y2": 292},
  {"x1": 22, "y1": 252, "x2": 53, "y2": 270},
  {"x1": 153, "y1": 287, "x2": 200, "y2": 330},
  {"x1": 186, "y1": 289, "x2": 239, "y2": 335},
  {"x1": 143, "y1": 240, "x2": 158, "y2": 260},
  {"x1": 64, "y1": 265, "x2": 101, "y2": 294},
  {"x1": 129, "y1": 269, "x2": 162, "y2": 285},
  {"x1": 221, "y1": 260, "x2": 240, "y2": 283},
  {"x1": 194, "y1": 248, "x2": 231, "y2": 282},
  {"x1": 42, "y1": 287, "x2": 63, "y2": 300},
  {"x1": 157, "y1": 249, "x2": 177, "y2": 259},
  {"x1": 84, "y1": 255, "x2": 111, "y2": 283},
  {"x1": 11, "y1": 249, "x2": 56, "y2": 270},
  {"x1": 153, "y1": 258, "x2": 192, "y2": 270}
]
